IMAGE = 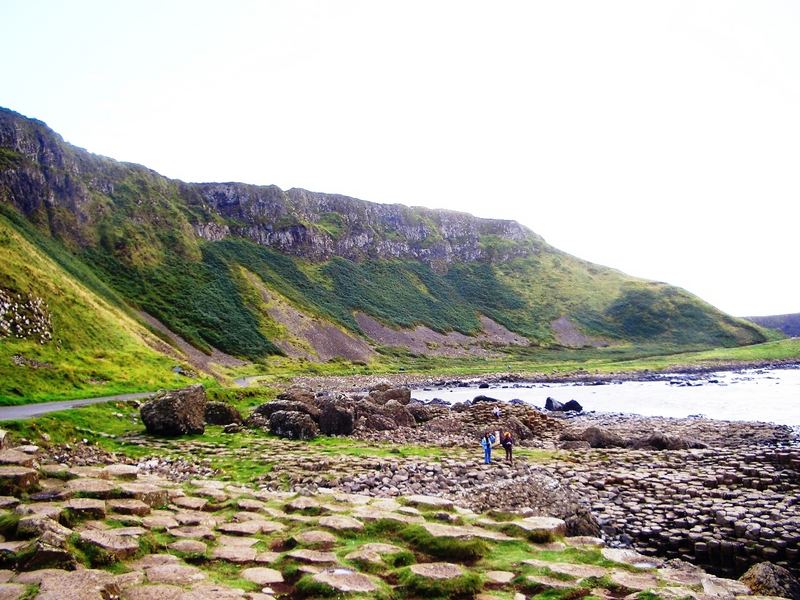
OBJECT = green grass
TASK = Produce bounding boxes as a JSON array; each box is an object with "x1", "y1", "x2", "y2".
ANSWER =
[
  {"x1": 397, "y1": 565, "x2": 483, "y2": 598},
  {"x1": 0, "y1": 209, "x2": 197, "y2": 405}
]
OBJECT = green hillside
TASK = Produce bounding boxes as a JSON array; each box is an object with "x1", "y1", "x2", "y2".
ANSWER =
[
  {"x1": 0, "y1": 106, "x2": 777, "y2": 402},
  {"x1": 0, "y1": 207, "x2": 190, "y2": 404}
]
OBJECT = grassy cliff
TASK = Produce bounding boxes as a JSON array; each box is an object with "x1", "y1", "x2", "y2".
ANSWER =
[{"x1": 0, "y1": 107, "x2": 778, "y2": 402}]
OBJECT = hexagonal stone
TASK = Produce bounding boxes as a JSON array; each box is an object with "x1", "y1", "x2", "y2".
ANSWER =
[
  {"x1": 217, "y1": 519, "x2": 284, "y2": 536},
  {"x1": 352, "y1": 507, "x2": 424, "y2": 524},
  {"x1": 169, "y1": 525, "x2": 216, "y2": 540},
  {"x1": 65, "y1": 498, "x2": 107, "y2": 519},
  {"x1": 216, "y1": 535, "x2": 257, "y2": 548},
  {"x1": 0, "y1": 466, "x2": 38, "y2": 494},
  {"x1": 65, "y1": 478, "x2": 117, "y2": 499},
  {"x1": 286, "y1": 549, "x2": 338, "y2": 564},
  {"x1": 526, "y1": 575, "x2": 577, "y2": 591},
  {"x1": 179, "y1": 583, "x2": 247, "y2": 600},
  {"x1": 601, "y1": 548, "x2": 663, "y2": 569},
  {"x1": 0, "y1": 497, "x2": 19, "y2": 509},
  {"x1": 523, "y1": 558, "x2": 607, "y2": 579},
  {"x1": 78, "y1": 529, "x2": 139, "y2": 560},
  {"x1": 0, "y1": 582, "x2": 27, "y2": 600},
  {"x1": 120, "y1": 483, "x2": 169, "y2": 507},
  {"x1": 295, "y1": 530, "x2": 337, "y2": 546},
  {"x1": 0, "y1": 450, "x2": 35, "y2": 468},
  {"x1": 609, "y1": 570, "x2": 661, "y2": 591},
  {"x1": 118, "y1": 584, "x2": 183, "y2": 600},
  {"x1": 172, "y1": 496, "x2": 208, "y2": 511},
  {"x1": 501, "y1": 517, "x2": 566, "y2": 542},
  {"x1": 421, "y1": 522, "x2": 512, "y2": 541},
  {"x1": 194, "y1": 487, "x2": 228, "y2": 502},
  {"x1": 144, "y1": 563, "x2": 207, "y2": 585},
  {"x1": 15, "y1": 502, "x2": 64, "y2": 520},
  {"x1": 174, "y1": 510, "x2": 217, "y2": 527},
  {"x1": 313, "y1": 568, "x2": 378, "y2": 594},
  {"x1": 241, "y1": 567, "x2": 284, "y2": 586},
  {"x1": 101, "y1": 464, "x2": 139, "y2": 480},
  {"x1": 701, "y1": 575, "x2": 751, "y2": 597},
  {"x1": 33, "y1": 568, "x2": 121, "y2": 600},
  {"x1": 109, "y1": 498, "x2": 151, "y2": 516},
  {"x1": 211, "y1": 545, "x2": 256, "y2": 563},
  {"x1": 345, "y1": 543, "x2": 405, "y2": 565},
  {"x1": 169, "y1": 539, "x2": 208, "y2": 554},
  {"x1": 142, "y1": 514, "x2": 179, "y2": 530},
  {"x1": 403, "y1": 495, "x2": 454, "y2": 510},
  {"x1": 318, "y1": 515, "x2": 364, "y2": 532},
  {"x1": 286, "y1": 496, "x2": 325, "y2": 513},
  {"x1": 237, "y1": 498, "x2": 266, "y2": 512},
  {"x1": 485, "y1": 571, "x2": 515, "y2": 584},
  {"x1": 410, "y1": 562, "x2": 464, "y2": 580}
]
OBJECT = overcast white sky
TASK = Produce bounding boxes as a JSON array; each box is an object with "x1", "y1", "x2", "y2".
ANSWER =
[{"x1": 2, "y1": 1, "x2": 798, "y2": 316}]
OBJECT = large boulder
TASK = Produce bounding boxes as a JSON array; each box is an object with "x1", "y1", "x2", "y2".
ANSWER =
[
  {"x1": 406, "y1": 402, "x2": 438, "y2": 423},
  {"x1": 545, "y1": 397, "x2": 564, "y2": 411},
  {"x1": 363, "y1": 414, "x2": 396, "y2": 431},
  {"x1": 739, "y1": 562, "x2": 800, "y2": 600},
  {"x1": 249, "y1": 400, "x2": 321, "y2": 422},
  {"x1": 269, "y1": 411, "x2": 319, "y2": 440},
  {"x1": 277, "y1": 386, "x2": 316, "y2": 405},
  {"x1": 204, "y1": 402, "x2": 242, "y2": 426},
  {"x1": 318, "y1": 400, "x2": 355, "y2": 436},
  {"x1": 383, "y1": 399, "x2": 416, "y2": 428},
  {"x1": 500, "y1": 415, "x2": 533, "y2": 441},
  {"x1": 140, "y1": 385, "x2": 207, "y2": 436},
  {"x1": 630, "y1": 432, "x2": 706, "y2": 451},
  {"x1": 383, "y1": 387, "x2": 411, "y2": 404},
  {"x1": 562, "y1": 400, "x2": 583, "y2": 412},
  {"x1": 561, "y1": 426, "x2": 626, "y2": 448}
]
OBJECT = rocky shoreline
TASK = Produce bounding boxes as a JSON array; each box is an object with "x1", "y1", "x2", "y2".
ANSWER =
[
  {"x1": 289, "y1": 359, "x2": 800, "y2": 393},
  {"x1": 128, "y1": 382, "x2": 800, "y2": 585}
]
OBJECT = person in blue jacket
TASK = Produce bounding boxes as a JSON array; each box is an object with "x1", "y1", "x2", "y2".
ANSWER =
[{"x1": 481, "y1": 431, "x2": 496, "y2": 464}]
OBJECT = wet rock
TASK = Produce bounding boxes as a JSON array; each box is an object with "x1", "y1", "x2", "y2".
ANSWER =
[
  {"x1": 140, "y1": 385, "x2": 207, "y2": 436},
  {"x1": 545, "y1": 397, "x2": 564, "y2": 411},
  {"x1": 563, "y1": 400, "x2": 583, "y2": 412},
  {"x1": 740, "y1": 562, "x2": 800, "y2": 600}
]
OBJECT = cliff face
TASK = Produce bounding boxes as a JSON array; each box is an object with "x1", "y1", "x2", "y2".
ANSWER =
[
  {"x1": 0, "y1": 106, "x2": 770, "y2": 361},
  {"x1": 0, "y1": 108, "x2": 540, "y2": 265}
]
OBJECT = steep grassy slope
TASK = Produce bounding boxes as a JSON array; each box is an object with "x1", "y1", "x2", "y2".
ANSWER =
[
  {"x1": 0, "y1": 208, "x2": 190, "y2": 404},
  {"x1": 0, "y1": 106, "x2": 771, "y2": 378}
]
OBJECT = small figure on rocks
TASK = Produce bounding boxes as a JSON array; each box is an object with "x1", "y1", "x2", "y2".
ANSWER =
[
  {"x1": 492, "y1": 405, "x2": 501, "y2": 418},
  {"x1": 481, "y1": 431, "x2": 496, "y2": 464},
  {"x1": 501, "y1": 430, "x2": 513, "y2": 465}
]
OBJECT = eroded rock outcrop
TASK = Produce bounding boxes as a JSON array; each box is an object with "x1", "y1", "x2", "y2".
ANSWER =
[{"x1": 139, "y1": 385, "x2": 207, "y2": 436}]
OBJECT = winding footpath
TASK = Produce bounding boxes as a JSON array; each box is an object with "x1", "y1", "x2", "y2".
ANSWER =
[{"x1": 0, "y1": 391, "x2": 153, "y2": 421}]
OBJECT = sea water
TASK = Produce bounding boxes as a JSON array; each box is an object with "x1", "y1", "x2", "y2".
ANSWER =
[{"x1": 410, "y1": 367, "x2": 800, "y2": 426}]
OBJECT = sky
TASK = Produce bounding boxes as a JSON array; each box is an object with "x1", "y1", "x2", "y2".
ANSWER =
[{"x1": 1, "y1": 0, "x2": 799, "y2": 316}]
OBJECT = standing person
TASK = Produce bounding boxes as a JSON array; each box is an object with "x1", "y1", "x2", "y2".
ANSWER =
[
  {"x1": 501, "y1": 431, "x2": 513, "y2": 465},
  {"x1": 492, "y1": 405, "x2": 501, "y2": 418},
  {"x1": 481, "y1": 431, "x2": 496, "y2": 464}
]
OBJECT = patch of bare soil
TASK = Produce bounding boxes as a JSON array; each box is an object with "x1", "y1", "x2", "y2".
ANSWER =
[
  {"x1": 550, "y1": 316, "x2": 609, "y2": 348},
  {"x1": 355, "y1": 312, "x2": 528, "y2": 358},
  {"x1": 254, "y1": 285, "x2": 374, "y2": 363},
  {"x1": 138, "y1": 311, "x2": 246, "y2": 374}
]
